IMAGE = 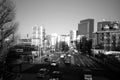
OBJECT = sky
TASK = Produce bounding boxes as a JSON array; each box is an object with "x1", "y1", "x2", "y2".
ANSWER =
[{"x1": 15, "y1": 0, "x2": 120, "y2": 38}]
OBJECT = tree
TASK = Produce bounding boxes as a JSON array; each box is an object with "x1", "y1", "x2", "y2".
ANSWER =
[
  {"x1": 76, "y1": 41, "x2": 80, "y2": 52},
  {"x1": 0, "y1": 0, "x2": 18, "y2": 64},
  {"x1": 76, "y1": 36, "x2": 92, "y2": 55},
  {"x1": 59, "y1": 41, "x2": 69, "y2": 52},
  {"x1": 86, "y1": 39, "x2": 92, "y2": 55},
  {"x1": 77, "y1": 36, "x2": 87, "y2": 54}
]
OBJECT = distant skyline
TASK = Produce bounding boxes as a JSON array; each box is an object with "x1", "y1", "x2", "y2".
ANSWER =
[{"x1": 15, "y1": 0, "x2": 120, "y2": 38}]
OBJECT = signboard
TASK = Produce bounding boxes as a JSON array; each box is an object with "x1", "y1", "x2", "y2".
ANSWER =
[{"x1": 84, "y1": 74, "x2": 92, "y2": 80}]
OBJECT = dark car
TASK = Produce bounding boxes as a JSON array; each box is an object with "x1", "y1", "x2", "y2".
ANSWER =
[
  {"x1": 36, "y1": 68, "x2": 49, "y2": 78},
  {"x1": 49, "y1": 71, "x2": 62, "y2": 80},
  {"x1": 50, "y1": 62, "x2": 59, "y2": 71}
]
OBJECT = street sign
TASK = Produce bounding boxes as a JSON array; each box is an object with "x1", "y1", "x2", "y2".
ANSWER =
[{"x1": 84, "y1": 74, "x2": 92, "y2": 80}]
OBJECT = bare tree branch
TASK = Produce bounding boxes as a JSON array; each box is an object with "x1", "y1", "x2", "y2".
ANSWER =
[
  {"x1": 0, "y1": 0, "x2": 15, "y2": 29},
  {"x1": 0, "y1": 0, "x2": 18, "y2": 62}
]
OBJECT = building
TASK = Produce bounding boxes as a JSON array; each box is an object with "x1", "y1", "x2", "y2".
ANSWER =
[
  {"x1": 16, "y1": 34, "x2": 31, "y2": 45},
  {"x1": 70, "y1": 30, "x2": 77, "y2": 48},
  {"x1": 70, "y1": 30, "x2": 77, "y2": 41},
  {"x1": 76, "y1": 35, "x2": 85, "y2": 43},
  {"x1": 60, "y1": 35, "x2": 70, "y2": 46},
  {"x1": 78, "y1": 19, "x2": 94, "y2": 39},
  {"x1": 18, "y1": 38, "x2": 31, "y2": 45},
  {"x1": 45, "y1": 35, "x2": 51, "y2": 48},
  {"x1": 93, "y1": 21, "x2": 120, "y2": 51},
  {"x1": 49, "y1": 34, "x2": 70, "y2": 51},
  {"x1": 97, "y1": 21, "x2": 111, "y2": 31},
  {"x1": 32, "y1": 26, "x2": 45, "y2": 48},
  {"x1": 51, "y1": 33, "x2": 58, "y2": 46}
]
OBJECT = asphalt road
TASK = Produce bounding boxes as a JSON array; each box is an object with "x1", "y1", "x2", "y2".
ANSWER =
[
  {"x1": 14, "y1": 52, "x2": 119, "y2": 80},
  {"x1": 58, "y1": 54, "x2": 111, "y2": 80}
]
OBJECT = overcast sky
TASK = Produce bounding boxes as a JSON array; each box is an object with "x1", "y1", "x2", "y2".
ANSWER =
[{"x1": 15, "y1": 0, "x2": 120, "y2": 38}]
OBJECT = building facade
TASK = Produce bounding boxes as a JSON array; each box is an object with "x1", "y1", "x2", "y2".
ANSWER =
[
  {"x1": 32, "y1": 26, "x2": 45, "y2": 48},
  {"x1": 93, "y1": 21, "x2": 120, "y2": 51},
  {"x1": 60, "y1": 35, "x2": 70, "y2": 46},
  {"x1": 70, "y1": 30, "x2": 77, "y2": 48},
  {"x1": 18, "y1": 38, "x2": 31, "y2": 45},
  {"x1": 78, "y1": 19, "x2": 94, "y2": 39},
  {"x1": 70, "y1": 30, "x2": 77, "y2": 42}
]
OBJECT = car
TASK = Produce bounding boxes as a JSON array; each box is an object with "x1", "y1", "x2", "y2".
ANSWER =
[
  {"x1": 64, "y1": 58, "x2": 71, "y2": 65},
  {"x1": 74, "y1": 64, "x2": 80, "y2": 67},
  {"x1": 49, "y1": 78, "x2": 59, "y2": 80},
  {"x1": 51, "y1": 62, "x2": 57, "y2": 66},
  {"x1": 60, "y1": 54, "x2": 66, "y2": 58},
  {"x1": 67, "y1": 54, "x2": 71, "y2": 57},
  {"x1": 65, "y1": 60, "x2": 71, "y2": 65},
  {"x1": 50, "y1": 62, "x2": 59, "y2": 71},
  {"x1": 44, "y1": 58, "x2": 51, "y2": 62},
  {"x1": 49, "y1": 71, "x2": 62, "y2": 80},
  {"x1": 50, "y1": 61, "x2": 59, "y2": 67},
  {"x1": 36, "y1": 68, "x2": 49, "y2": 78}
]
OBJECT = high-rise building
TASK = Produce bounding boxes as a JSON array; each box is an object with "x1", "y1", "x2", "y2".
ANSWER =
[
  {"x1": 32, "y1": 26, "x2": 45, "y2": 47},
  {"x1": 78, "y1": 19, "x2": 94, "y2": 39}
]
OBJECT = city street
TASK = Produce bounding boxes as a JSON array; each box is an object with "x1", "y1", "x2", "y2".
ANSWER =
[
  {"x1": 15, "y1": 52, "x2": 116, "y2": 80},
  {"x1": 73, "y1": 53, "x2": 102, "y2": 69},
  {"x1": 0, "y1": 0, "x2": 120, "y2": 80}
]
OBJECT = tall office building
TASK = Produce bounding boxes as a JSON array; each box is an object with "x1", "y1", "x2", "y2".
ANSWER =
[
  {"x1": 78, "y1": 19, "x2": 94, "y2": 39},
  {"x1": 32, "y1": 26, "x2": 45, "y2": 47}
]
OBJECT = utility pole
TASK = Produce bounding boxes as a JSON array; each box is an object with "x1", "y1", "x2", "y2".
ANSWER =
[
  {"x1": 0, "y1": 28, "x2": 4, "y2": 48},
  {"x1": 38, "y1": 44, "x2": 41, "y2": 63}
]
